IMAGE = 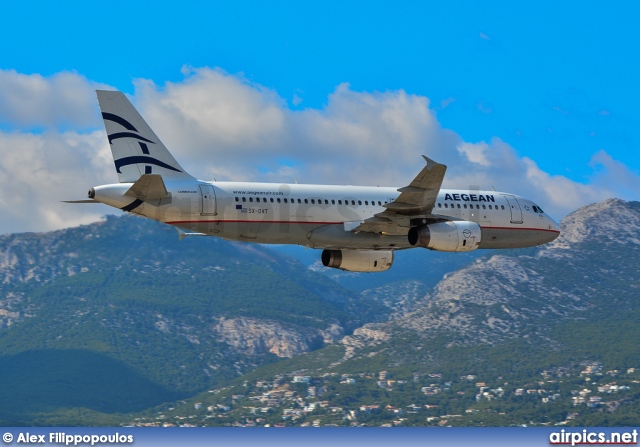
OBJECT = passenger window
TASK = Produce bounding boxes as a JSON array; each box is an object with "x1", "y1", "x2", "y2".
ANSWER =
[
  {"x1": 476, "y1": 205, "x2": 480, "y2": 209},
  {"x1": 501, "y1": 205, "x2": 505, "y2": 210},
  {"x1": 270, "y1": 198, "x2": 274, "y2": 203},
  {"x1": 298, "y1": 199, "x2": 302, "y2": 204},
  {"x1": 249, "y1": 197, "x2": 253, "y2": 202},
  {"x1": 331, "y1": 199, "x2": 335, "y2": 205},
  {"x1": 438, "y1": 203, "x2": 442, "y2": 208},
  {"x1": 378, "y1": 201, "x2": 382, "y2": 206},
  {"x1": 277, "y1": 198, "x2": 281, "y2": 203},
  {"x1": 235, "y1": 197, "x2": 239, "y2": 202},
  {"x1": 311, "y1": 199, "x2": 315, "y2": 204},
  {"x1": 358, "y1": 200, "x2": 362, "y2": 205},
  {"x1": 456, "y1": 204, "x2": 460, "y2": 209},
  {"x1": 352, "y1": 200, "x2": 356, "y2": 205},
  {"x1": 338, "y1": 200, "x2": 342, "y2": 205},
  {"x1": 284, "y1": 198, "x2": 288, "y2": 203},
  {"x1": 482, "y1": 205, "x2": 486, "y2": 209},
  {"x1": 304, "y1": 199, "x2": 308, "y2": 204},
  {"x1": 463, "y1": 204, "x2": 467, "y2": 209},
  {"x1": 242, "y1": 197, "x2": 246, "y2": 202},
  {"x1": 444, "y1": 203, "x2": 448, "y2": 208}
]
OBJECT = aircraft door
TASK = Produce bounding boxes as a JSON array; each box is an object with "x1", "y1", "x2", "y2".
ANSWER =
[
  {"x1": 504, "y1": 195, "x2": 523, "y2": 224},
  {"x1": 199, "y1": 185, "x2": 217, "y2": 216}
]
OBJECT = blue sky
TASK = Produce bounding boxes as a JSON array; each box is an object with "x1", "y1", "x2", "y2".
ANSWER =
[{"x1": 0, "y1": 1, "x2": 638, "y2": 232}]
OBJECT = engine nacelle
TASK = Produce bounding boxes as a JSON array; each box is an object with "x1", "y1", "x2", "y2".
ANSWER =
[
  {"x1": 408, "y1": 221, "x2": 482, "y2": 252},
  {"x1": 321, "y1": 249, "x2": 394, "y2": 272}
]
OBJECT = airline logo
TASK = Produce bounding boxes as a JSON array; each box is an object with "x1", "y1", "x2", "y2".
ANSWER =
[
  {"x1": 102, "y1": 112, "x2": 182, "y2": 175},
  {"x1": 443, "y1": 193, "x2": 496, "y2": 203}
]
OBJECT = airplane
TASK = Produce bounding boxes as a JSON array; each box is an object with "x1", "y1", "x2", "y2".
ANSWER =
[{"x1": 69, "y1": 90, "x2": 560, "y2": 272}]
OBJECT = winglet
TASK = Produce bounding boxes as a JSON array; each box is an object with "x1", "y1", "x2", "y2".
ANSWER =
[{"x1": 422, "y1": 155, "x2": 442, "y2": 170}]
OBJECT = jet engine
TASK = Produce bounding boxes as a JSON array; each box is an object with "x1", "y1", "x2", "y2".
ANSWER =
[
  {"x1": 321, "y1": 249, "x2": 394, "y2": 272},
  {"x1": 408, "y1": 221, "x2": 481, "y2": 252}
]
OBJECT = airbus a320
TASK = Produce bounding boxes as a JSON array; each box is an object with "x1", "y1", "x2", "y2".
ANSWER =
[{"x1": 69, "y1": 90, "x2": 560, "y2": 272}]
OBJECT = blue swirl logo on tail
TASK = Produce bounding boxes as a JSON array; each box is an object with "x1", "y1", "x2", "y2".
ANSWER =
[
  {"x1": 102, "y1": 113, "x2": 182, "y2": 174},
  {"x1": 115, "y1": 156, "x2": 182, "y2": 173}
]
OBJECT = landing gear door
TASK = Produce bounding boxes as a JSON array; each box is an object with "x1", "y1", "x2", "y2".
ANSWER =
[
  {"x1": 199, "y1": 185, "x2": 217, "y2": 216},
  {"x1": 504, "y1": 195, "x2": 523, "y2": 224}
]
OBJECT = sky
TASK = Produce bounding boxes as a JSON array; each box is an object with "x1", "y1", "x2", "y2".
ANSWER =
[{"x1": 0, "y1": 1, "x2": 638, "y2": 234}]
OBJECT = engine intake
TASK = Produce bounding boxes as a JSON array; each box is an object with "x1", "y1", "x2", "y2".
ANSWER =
[
  {"x1": 408, "y1": 221, "x2": 481, "y2": 252},
  {"x1": 321, "y1": 249, "x2": 394, "y2": 272}
]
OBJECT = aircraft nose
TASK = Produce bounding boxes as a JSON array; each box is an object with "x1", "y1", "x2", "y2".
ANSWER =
[{"x1": 549, "y1": 218, "x2": 561, "y2": 240}]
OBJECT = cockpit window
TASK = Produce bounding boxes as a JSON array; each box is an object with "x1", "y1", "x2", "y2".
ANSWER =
[{"x1": 533, "y1": 205, "x2": 544, "y2": 214}]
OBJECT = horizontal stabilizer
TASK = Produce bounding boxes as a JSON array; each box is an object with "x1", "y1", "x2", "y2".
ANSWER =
[
  {"x1": 125, "y1": 174, "x2": 170, "y2": 200},
  {"x1": 175, "y1": 227, "x2": 207, "y2": 241},
  {"x1": 62, "y1": 200, "x2": 98, "y2": 203}
]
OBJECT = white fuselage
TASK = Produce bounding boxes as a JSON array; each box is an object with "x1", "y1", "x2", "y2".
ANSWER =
[{"x1": 93, "y1": 180, "x2": 560, "y2": 250}]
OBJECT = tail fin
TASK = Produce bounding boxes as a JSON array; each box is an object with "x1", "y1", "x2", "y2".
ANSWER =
[{"x1": 96, "y1": 90, "x2": 194, "y2": 183}]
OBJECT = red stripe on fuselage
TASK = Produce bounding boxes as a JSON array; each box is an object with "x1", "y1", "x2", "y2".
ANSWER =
[
  {"x1": 165, "y1": 220, "x2": 560, "y2": 233},
  {"x1": 485, "y1": 226, "x2": 560, "y2": 234},
  {"x1": 166, "y1": 220, "x2": 344, "y2": 225}
]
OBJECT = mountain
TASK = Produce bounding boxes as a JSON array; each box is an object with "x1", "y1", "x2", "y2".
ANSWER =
[
  {"x1": 0, "y1": 215, "x2": 388, "y2": 424},
  {"x1": 155, "y1": 199, "x2": 640, "y2": 427},
  {"x1": 329, "y1": 199, "x2": 639, "y2": 360},
  {"x1": 3, "y1": 199, "x2": 638, "y2": 426}
]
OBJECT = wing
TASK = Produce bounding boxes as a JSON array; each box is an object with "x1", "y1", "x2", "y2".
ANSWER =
[{"x1": 354, "y1": 156, "x2": 449, "y2": 234}]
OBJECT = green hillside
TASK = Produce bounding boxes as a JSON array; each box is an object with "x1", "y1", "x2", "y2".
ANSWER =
[{"x1": 0, "y1": 215, "x2": 384, "y2": 424}]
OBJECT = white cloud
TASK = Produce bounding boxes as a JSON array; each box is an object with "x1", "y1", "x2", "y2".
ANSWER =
[
  {"x1": 589, "y1": 150, "x2": 640, "y2": 199},
  {"x1": 457, "y1": 141, "x2": 491, "y2": 167},
  {"x1": 0, "y1": 69, "x2": 109, "y2": 128},
  {"x1": 0, "y1": 130, "x2": 114, "y2": 233},
  {"x1": 0, "y1": 67, "x2": 637, "y2": 234},
  {"x1": 135, "y1": 67, "x2": 287, "y2": 153},
  {"x1": 521, "y1": 157, "x2": 609, "y2": 215}
]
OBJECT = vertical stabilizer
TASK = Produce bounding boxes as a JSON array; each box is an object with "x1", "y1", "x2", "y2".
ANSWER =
[{"x1": 96, "y1": 90, "x2": 194, "y2": 183}]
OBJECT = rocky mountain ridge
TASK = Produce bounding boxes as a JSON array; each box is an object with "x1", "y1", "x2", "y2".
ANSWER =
[
  {"x1": 0, "y1": 215, "x2": 368, "y2": 355},
  {"x1": 338, "y1": 198, "x2": 640, "y2": 363},
  {"x1": 0, "y1": 214, "x2": 394, "y2": 424}
]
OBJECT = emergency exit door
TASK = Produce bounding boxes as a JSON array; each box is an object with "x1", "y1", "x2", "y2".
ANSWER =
[
  {"x1": 199, "y1": 185, "x2": 217, "y2": 215},
  {"x1": 503, "y1": 195, "x2": 523, "y2": 224}
]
